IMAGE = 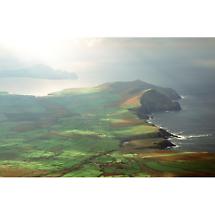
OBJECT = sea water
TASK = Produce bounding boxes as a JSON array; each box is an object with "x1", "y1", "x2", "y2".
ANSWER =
[
  {"x1": 0, "y1": 78, "x2": 100, "y2": 96},
  {"x1": 149, "y1": 95, "x2": 215, "y2": 152}
]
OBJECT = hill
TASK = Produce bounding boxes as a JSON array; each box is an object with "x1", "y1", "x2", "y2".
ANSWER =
[
  {"x1": 138, "y1": 89, "x2": 181, "y2": 115},
  {"x1": 0, "y1": 80, "x2": 214, "y2": 177}
]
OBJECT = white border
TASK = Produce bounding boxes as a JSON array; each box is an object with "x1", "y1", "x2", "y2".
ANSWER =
[
  {"x1": 0, "y1": 178, "x2": 214, "y2": 215},
  {"x1": 0, "y1": 0, "x2": 215, "y2": 215}
]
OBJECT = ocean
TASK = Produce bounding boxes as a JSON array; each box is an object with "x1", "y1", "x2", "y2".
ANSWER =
[
  {"x1": 149, "y1": 94, "x2": 215, "y2": 152},
  {"x1": 0, "y1": 78, "x2": 99, "y2": 96}
]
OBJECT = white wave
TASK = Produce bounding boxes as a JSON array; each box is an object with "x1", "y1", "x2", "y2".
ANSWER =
[
  {"x1": 178, "y1": 133, "x2": 212, "y2": 140},
  {"x1": 177, "y1": 135, "x2": 188, "y2": 140},
  {"x1": 181, "y1": 95, "x2": 187, "y2": 99},
  {"x1": 188, "y1": 134, "x2": 212, "y2": 138},
  {"x1": 173, "y1": 144, "x2": 180, "y2": 148},
  {"x1": 147, "y1": 120, "x2": 153, "y2": 124},
  {"x1": 176, "y1": 131, "x2": 185, "y2": 135}
]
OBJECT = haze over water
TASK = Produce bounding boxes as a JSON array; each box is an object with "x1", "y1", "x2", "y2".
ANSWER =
[{"x1": 0, "y1": 78, "x2": 101, "y2": 96}]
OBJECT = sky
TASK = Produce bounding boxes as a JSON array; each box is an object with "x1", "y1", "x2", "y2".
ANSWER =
[{"x1": 1, "y1": 38, "x2": 215, "y2": 93}]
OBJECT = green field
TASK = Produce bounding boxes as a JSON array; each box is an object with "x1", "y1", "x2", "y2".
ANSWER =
[{"x1": 0, "y1": 81, "x2": 214, "y2": 177}]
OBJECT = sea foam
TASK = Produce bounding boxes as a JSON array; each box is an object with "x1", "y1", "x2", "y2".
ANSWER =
[{"x1": 178, "y1": 133, "x2": 212, "y2": 140}]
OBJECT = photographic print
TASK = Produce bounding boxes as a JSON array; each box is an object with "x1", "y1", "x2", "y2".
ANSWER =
[{"x1": 0, "y1": 38, "x2": 215, "y2": 177}]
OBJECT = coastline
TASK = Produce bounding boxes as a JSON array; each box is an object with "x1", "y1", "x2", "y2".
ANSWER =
[{"x1": 146, "y1": 116, "x2": 179, "y2": 149}]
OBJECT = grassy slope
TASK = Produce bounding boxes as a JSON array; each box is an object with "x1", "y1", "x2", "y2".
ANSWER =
[{"x1": 0, "y1": 81, "x2": 214, "y2": 177}]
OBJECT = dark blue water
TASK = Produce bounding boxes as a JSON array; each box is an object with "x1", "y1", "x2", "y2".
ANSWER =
[{"x1": 149, "y1": 95, "x2": 215, "y2": 152}]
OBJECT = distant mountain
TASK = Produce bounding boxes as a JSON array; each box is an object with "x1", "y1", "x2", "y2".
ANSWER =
[{"x1": 0, "y1": 64, "x2": 78, "y2": 80}]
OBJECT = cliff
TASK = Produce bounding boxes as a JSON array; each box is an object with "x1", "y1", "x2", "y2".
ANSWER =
[{"x1": 137, "y1": 89, "x2": 181, "y2": 117}]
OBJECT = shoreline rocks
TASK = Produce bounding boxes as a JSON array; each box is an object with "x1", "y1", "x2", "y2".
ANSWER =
[{"x1": 158, "y1": 128, "x2": 179, "y2": 139}]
